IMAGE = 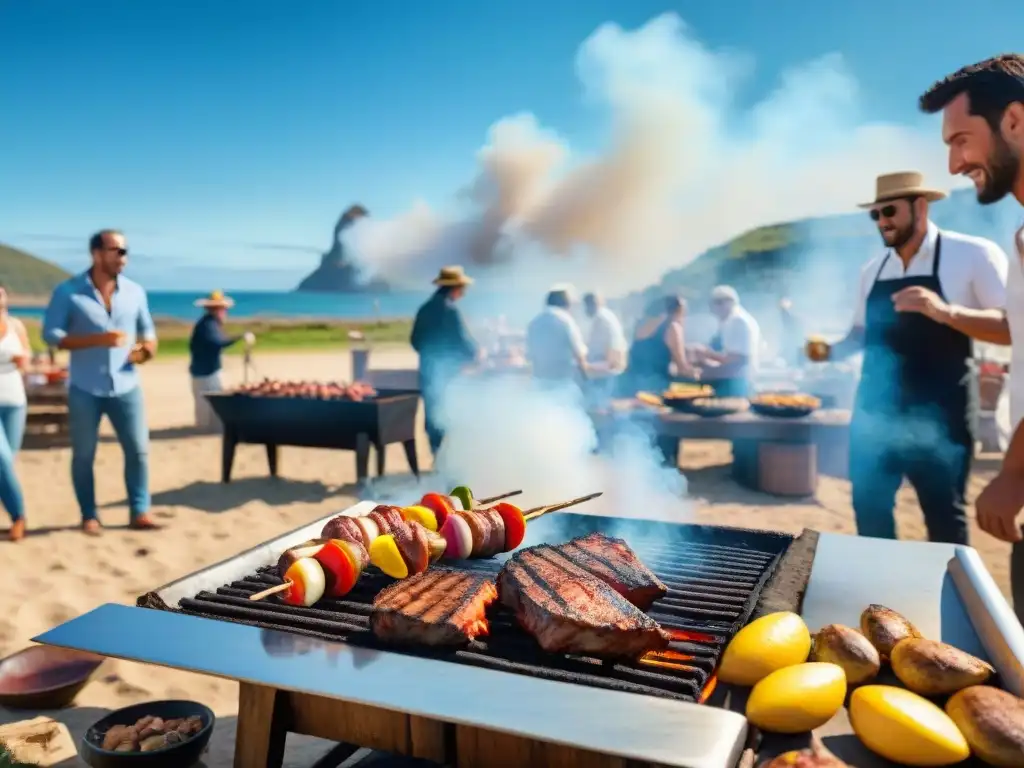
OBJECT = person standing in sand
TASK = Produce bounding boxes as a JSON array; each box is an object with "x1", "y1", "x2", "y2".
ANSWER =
[
  {"x1": 913, "y1": 55, "x2": 1024, "y2": 618},
  {"x1": 582, "y1": 291, "x2": 627, "y2": 410},
  {"x1": 188, "y1": 290, "x2": 253, "y2": 431},
  {"x1": 411, "y1": 266, "x2": 480, "y2": 457},
  {"x1": 808, "y1": 171, "x2": 1009, "y2": 546},
  {"x1": 42, "y1": 230, "x2": 161, "y2": 535},
  {"x1": 0, "y1": 284, "x2": 31, "y2": 542},
  {"x1": 526, "y1": 285, "x2": 590, "y2": 392}
]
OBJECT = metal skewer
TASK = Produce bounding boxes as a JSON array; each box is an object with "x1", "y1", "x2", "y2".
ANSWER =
[
  {"x1": 475, "y1": 489, "x2": 523, "y2": 505},
  {"x1": 523, "y1": 492, "x2": 603, "y2": 522}
]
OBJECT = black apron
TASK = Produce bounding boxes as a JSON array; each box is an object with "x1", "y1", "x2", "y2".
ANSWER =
[{"x1": 850, "y1": 234, "x2": 977, "y2": 543}]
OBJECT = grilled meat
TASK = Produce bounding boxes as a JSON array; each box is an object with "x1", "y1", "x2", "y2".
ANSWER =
[
  {"x1": 321, "y1": 516, "x2": 363, "y2": 545},
  {"x1": 497, "y1": 545, "x2": 669, "y2": 658},
  {"x1": 559, "y1": 533, "x2": 668, "y2": 610},
  {"x1": 392, "y1": 520, "x2": 430, "y2": 575},
  {"x1": 368, "y1": 506, "x2": 405, "y2": 536},
  {"x1": 371, "y1": 569, "x2": 498, "y2": 646}
]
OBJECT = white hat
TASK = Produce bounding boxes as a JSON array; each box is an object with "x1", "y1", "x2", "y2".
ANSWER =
[{"x1": 710, "y1": 285, "x2": 739, "y2": 303}]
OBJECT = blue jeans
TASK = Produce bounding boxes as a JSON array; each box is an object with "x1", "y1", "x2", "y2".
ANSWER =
[
  {"x1": 0, "y1": 404, "x2": 26, "y2": 523},
  {"x1": 68, "y1": 386, "x2": 150, "y2": 522}
]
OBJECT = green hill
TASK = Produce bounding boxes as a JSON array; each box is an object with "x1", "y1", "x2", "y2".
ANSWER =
[{"x1": 0, "y1": 243, "x2": 71, "y2": 295}]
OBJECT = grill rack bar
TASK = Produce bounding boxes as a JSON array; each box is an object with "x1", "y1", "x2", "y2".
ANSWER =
[{"x1": 173, "y1": 535, "x2": 785, "y2": 703}]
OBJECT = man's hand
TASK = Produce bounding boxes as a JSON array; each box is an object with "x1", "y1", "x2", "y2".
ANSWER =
[
  {"x1": 127, "y1": 341, "x2": 156, "y2": 365},
  {"x1": 99, "y1": 330, "x2": 127, "y2": 348},
  {"x1": 976, "y1": 470, "x2": 1024, "y2": 542},
  {"x1": 892, "y1": 286, "x2": 951, "y2": 322},
  {"x1": 10, "y1": 353, "x2": 29, "y2": 372}
]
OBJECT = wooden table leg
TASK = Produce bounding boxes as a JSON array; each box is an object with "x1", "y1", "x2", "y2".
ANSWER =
[
  {"x1": 375, "y1": 440, "x2": 386, "y2": 478},
  {"x1": 222, "y1": 429, "x2": 238, "y2": 484},
  {"x1": 355, "y1": 433, "x2": 370, "y2": 484},
  {"x1": 234, "y1": 682, "x2": 287, "y2": 768},
  {"x1": 402, "y1": 438, "x2": 420, "y2": 477},
  {"x1": 266, "y1": 444, "x2": 279, "y2": 477}
]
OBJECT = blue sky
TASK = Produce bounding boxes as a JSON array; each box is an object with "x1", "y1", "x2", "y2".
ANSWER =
[{"x1": 2, "y1": 1, "x2": 1023, "y2": 290}]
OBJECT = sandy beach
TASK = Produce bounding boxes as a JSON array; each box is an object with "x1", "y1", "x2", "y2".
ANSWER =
[{"x1": 0, "y1": 347, "x2": 1015, "y2": 767}]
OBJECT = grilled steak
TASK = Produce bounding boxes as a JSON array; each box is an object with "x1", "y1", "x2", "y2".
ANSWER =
[
  {"x1": 558, "y1": 533, "x2": 668, "y2": 610},
  {"x1": 497, "y1": 545, "x2": 669, "y2": 658},
  {"x1": 370, "y1": 569, "x2": 498, "y2": 647}
]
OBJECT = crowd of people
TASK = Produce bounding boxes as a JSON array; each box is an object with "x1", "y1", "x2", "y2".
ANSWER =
[
  {"x1": 410, "y1": 266, "x2": 765, "y2": 459},
  {"x1": 1, "y1": 54, "x2": 1024, "y2": 630}
]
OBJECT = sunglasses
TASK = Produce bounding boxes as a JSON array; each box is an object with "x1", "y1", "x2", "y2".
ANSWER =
[
  {"x1": 105, "y1": 246, "x2": 128, "y2": 256},
  {"x1": 869, "y1": 205, "x2": 899, "y2": 221}
]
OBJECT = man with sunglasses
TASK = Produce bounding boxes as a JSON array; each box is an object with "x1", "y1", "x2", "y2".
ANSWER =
[
  {"x1": 915, "y1": 54, "x2": 1024, "y2": 620},
  {"x1": 42, "y1": 229, "x2": 160, "y2": 535},
  {"x1": 815, "y1": 171, "x2": 1008, "y2": 546}
]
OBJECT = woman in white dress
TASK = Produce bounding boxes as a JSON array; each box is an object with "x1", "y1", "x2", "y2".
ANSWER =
[{"x1": 0, "y1": 284, "x2": 30, "y2": 541}]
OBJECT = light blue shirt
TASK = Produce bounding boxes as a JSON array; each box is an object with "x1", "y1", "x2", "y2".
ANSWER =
[{"x1": 42, "y1": 271, "x2": 157, "y2": 397}]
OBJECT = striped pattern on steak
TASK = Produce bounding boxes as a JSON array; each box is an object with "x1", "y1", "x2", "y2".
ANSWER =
[
  {"x1": 497, "y1": 545, "x2": 670, "y2": 658},
  {"x1": 370, "y1": 569, "x2": 497, "y2": 647},
  {"x1": 559, "y1": 532, "x2": 668, "y2": 610}
]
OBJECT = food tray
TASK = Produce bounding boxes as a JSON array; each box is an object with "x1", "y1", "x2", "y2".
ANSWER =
[
  {"x1": 750, "y1": 402, "x2": 817, "y2": 419},
  {"x1": 688, "y1": 398, "x2": 749, "y2": 418}
]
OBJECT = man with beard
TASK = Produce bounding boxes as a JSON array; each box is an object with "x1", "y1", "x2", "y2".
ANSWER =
[
  {"x1": 914, "y1": 54, "x2": 1024, "y2": 618},
  {"x1": 812, "y1": 171, "x2": 1008, "y2": 544}
]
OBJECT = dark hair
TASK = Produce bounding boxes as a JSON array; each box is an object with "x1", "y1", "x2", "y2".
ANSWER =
[
  {"x1": 88, "y1": 229, "x2": 123, "y2": 253},
  {"x1": 665, "y1": 295, "x2": 685, "y2": 314},
  {"x1": 919, "y1": 55, "x2": 1024, "y2": 132},
  {"x1": 546, "y1": 290, "x2": 571, "y2": 309}
]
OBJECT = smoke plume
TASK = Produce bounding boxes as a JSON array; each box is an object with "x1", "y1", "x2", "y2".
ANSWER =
[{"x1": 341, "y1": 12, "x2": 955, "y2": 293}]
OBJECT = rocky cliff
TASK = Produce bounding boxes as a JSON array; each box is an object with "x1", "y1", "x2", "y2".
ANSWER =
[{"x1": 295, "y1": 205, "x2": 390, "y2": 293}]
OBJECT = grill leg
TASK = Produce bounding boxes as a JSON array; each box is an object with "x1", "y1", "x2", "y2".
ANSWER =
[
  {"x1": 234, "y1": 682, "x2": 287, "y2": 768},
  {"x1": 355, "y1": 433, "x2": 370, "y2": 484},
  {"x1": 266, "y1": 443, "x2": 279, "y2": 477},
  {"x1": 375, "y1": 440, "x2": 386, "y2": 478},
  {"x1": 222, "y1": 429, "x2": 239, "y2": 483},
  {"x1": 402, "y1": 438, "x2": 419, "y2": 477}
]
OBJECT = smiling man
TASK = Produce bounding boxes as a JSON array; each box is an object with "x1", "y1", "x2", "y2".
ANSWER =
[
  {"x1": 819, "y1": 171, "x2": 1009, "y2": 546},
  {"x1": 916, "y1": 53, "x2": 1024, "y2": 619}
]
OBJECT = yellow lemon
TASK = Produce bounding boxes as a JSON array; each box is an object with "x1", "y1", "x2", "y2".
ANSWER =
[
  {"x1": 850, "y1": 685, "x2": 970, "y2": 766},
  {"x1": 718, "y1": 612, "x2": 811, "y2": 686},
  {"x1": 746, "y1": 662, "x2": 846, "y2": 733}
]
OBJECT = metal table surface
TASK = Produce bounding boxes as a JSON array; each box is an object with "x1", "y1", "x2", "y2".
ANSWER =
[{"x1": 33, "y1": 524, "x2": 1024, "y2": 768}]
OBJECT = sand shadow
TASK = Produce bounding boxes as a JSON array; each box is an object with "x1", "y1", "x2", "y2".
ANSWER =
[
  {"x1": 682, "y1": 461, "x2": 822, "y2": 508},
  {"x1": 101, "y1": 477, "x2": 349, "y2": 515}
]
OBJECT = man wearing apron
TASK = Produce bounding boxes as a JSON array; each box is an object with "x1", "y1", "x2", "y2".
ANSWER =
[
  {"x1": 698, "y1": 286, "x2": 761, "y2": 398},
  {"x1": 817, "y1": 172, "x2": 1008, "y2": 544},
  {"x1": 916, "y1": 55, "x2": 1024, "y2": 616}
]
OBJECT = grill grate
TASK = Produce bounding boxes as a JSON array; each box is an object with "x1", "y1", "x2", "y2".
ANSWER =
[{"x1": 172, "y1": 534, "x2": 786, "y2": 703}]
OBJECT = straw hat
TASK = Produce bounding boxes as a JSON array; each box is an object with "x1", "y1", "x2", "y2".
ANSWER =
[
  {"x1": 858, "y1": 171, "x2": 947, "y2": 208},
  {"x1": 194, "y1": 290, "x2": 235, "y2": 309},
  {"x1": 432, "y1": 266, "x2": 474, "y2": 287}
]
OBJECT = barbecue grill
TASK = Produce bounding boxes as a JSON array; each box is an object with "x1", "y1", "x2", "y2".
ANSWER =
[
  {"x1": 206, "y1": 389, "x2": 420, "y2": 484},
  {"x1": 33, "y1": 503, "x2": 1024, "y2": 768}
]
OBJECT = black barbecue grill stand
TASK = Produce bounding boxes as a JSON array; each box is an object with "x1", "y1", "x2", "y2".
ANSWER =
[{"x1": 205, "y1": 389, "x2": 421, "y2": 485}]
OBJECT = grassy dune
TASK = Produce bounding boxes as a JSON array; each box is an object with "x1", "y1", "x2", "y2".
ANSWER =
[{"x1": 20, "y1": 316, "x2": 413, "y2": 356}]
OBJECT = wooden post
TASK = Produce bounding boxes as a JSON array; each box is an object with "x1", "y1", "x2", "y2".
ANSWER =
[{"x1": 234, "y1": 683, "x2": 288, "y2": 768}]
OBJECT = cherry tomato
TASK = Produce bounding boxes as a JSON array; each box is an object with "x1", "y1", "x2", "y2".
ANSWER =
[{"x1": 493, "y1": 502, "x2": 526, "y2": 551}]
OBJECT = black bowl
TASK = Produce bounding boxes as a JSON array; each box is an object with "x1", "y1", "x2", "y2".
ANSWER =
[
  {"x1": 0, "y1": 645, "x2": 105, "y2": 709},
  {"x1": 80, "y1": 700, "x2": 215, "y2": 768}
]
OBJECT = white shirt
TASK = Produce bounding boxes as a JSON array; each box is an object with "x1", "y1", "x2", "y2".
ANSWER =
[
  {"x1": 719, "y1": 305, "x2": 761, "y2": 380},
  {"x1": 853, "y1": 222, "x2": 1008, "y2": 328},
  {"x1": 1008, "y1": 226, "x2": 1024, "y2": 429},
  {"x1": 526, "y1": 306, "x2": 587, "y2": 380},
  {"x1": 0, "y1": 320, "x2": 27, "y2": 407},
  {"x1": 587, "y1": 306, "x2": 627, "y2": 366}
]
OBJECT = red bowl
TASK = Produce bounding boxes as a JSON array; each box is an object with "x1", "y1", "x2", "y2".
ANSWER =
[{"x1": 0, "y1": 646, "x2": 105, "y2": 709}]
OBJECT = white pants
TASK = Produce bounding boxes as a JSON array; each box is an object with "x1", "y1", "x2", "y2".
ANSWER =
[{"x1": 191, "y1": 372, "x2": 225, "y2": 431}]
